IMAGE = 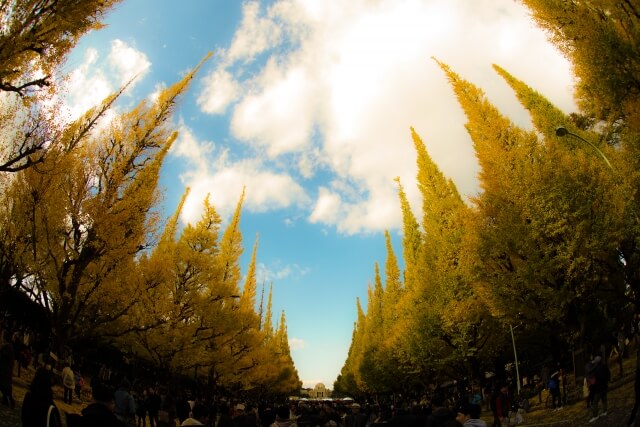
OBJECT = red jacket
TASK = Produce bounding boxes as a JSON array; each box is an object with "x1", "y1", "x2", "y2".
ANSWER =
[{"x1": 496, "y1": 393, "x2": 512, "y2": 418}]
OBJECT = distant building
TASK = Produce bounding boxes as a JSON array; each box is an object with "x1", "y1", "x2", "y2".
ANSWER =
[{"x1": 308, "y1": 383, "x2": 331, "y2": 398}]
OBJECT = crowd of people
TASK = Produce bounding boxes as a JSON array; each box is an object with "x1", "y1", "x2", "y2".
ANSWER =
[
  {"x1": 0, "y1": 317, "x2": 620, "y2": 427},
  {"x1": 13, "y1": 370, "x2": 499, "y2": 427}
]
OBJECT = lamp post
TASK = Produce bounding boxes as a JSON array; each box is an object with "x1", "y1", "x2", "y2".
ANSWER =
[
  {"x1": 556, "y1": 126, "x2": 638, "y2": 223},
  {"x1": 510, "y1": 324, "x2": 521, "y2": 396},
  {"x1": 555, "y1": 127, "x2": 613, "y2": 170}
]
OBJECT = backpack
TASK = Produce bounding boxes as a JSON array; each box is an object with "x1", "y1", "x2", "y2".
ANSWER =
[{"x1": 547, "y1": 378, "x2": 558, "y2": 390}]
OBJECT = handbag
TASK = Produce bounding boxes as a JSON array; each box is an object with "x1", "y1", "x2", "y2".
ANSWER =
[{"x1": 46, "y1": 405, "x2": 54, "y2": 427}]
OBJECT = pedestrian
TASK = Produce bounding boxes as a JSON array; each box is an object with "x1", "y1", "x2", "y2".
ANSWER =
[
  {"x1": 157, "y1": 393, "x2": 176, "y2": 427},
  {"x1": 548, "y1": 369, "x2": 561, "y2": 410},
  {"x1": 12, "y1": 329, "x2": 23, "y2": 377},
  {"x1": 114, "y1": 379, "x2": 137, "y2": 426},
  {"x1": 217, "y1": 402, "x2": 234, "y2": 427},
  {"x1": 456, "y1": 403, "x2": 487, "y2": 427},
  {"x1": 232, "y1": 403, "x2": 254, "y2": 427},
  {"x1": 21, "y1": 368, "x2": 62, "y2": 427},
  {"x1": 176, "y1": 393, "x2": 191, "y2": 424},
  {"x1": 0, "y1": 329, "x2": 15, "y2": 408},
  {"x1": 62, "y1": 363, "x2": 75, "y2": 404},
  {"x1": 270, "y1": 405, "x2": 298, "y2": 427},
  {"x1": 495, "y1": 385, "x2": 512, "y2": 427},
  {"x1": 81, "y1": 380, "x2": 127, "y2": 427},
  {"x1": 74, "y1": 367, "x2": 84, "y2": 401},
  {"x1": 146, "y1": 387, "x2": 161, "y2": 427},
  {"x1": 135, "y1": 388, "x2": 147, "y2": 427},
  {"x1": 426, "y1": 394, "x2": 457, "y2": 427},
  {"x1": 180, "y1": 403, "x2": 209, "y2": 426},
  {"x1": 588, "y1": 353, "x2": 611, "y2": 423}
]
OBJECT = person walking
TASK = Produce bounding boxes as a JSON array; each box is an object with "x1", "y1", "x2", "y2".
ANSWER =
[
  {"x1": 495, "y1": 385, "x2": 512, "y2": 427},
  {"x1": 135, "y1": 388, "x2": 147, "y2": 427},
  {"x1": 0, "y1": 330, "x2": 15, "y2": 409},
  {"x1": 456, "y1": 403, "x2": 487, "y2": 427},
  {"x1": 270, "y1": 405, "x2": 298, "y2": 427},
  {"x1": 548, "y1": 369, "x2": 562, "y2": 410},
  {"x1": 146, "y1": 387, "x2": 161, "y2": 427},
  {"x1": 180, "y1": 403, "x2": 209, "y2": 426},
  {"x1": 157, "y1": 394, "x2": 177, "y2": 427},
  {"x1": 62, "y1": 364, "x2": 75, "y2": 404},
  {"x1": 589, "y1": 353, "x2": 611, "y2": 423},
  {"x1": 21, "y1": 368, "x2": 62, "y2": 427},
  {"x1": 114, "y1": 379, "x2": 137, "y2": 426},
  {"x1": 81, "y1": 381, "x2": 128, "y2": 427}
]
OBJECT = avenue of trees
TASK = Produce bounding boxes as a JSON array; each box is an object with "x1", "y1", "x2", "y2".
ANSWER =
[
  {"x1": 0, "y1": 0, "x2": 301, "y2": 397},
  {"x1": 335, "y1": 0, "x2": 640, "y2": 397}
]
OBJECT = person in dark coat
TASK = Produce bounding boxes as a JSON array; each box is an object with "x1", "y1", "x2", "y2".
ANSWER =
[
  {"x1": 426, "y1": 394, "x2": 456, "y2": 427},
  {"x1": 344, "y1": 403, "x2": 368, "y2": 427},
  {"x1": 231, "y1": 403, "x2": 254, "y2": 427},
  {"x1": 217, "y1": 402, "x2": 234, "y2": 427},
  {"x1": 495, "y1": 385, "x2": 513, "y2": 427},
  {"x1": 589, "y1": 354, "x2": 611, "y2": 423},
  {"x1": 0, "y1": 330, "x2": 15, "y2": 408},
  {"x1": 81, "y1": 381, "x2": 127, "y2": 427},
  {"x1": 21, "y1": 368, "x2": 62, "y2": 427},
  {"x1": 176, "y1": 393, "x2": 192, "y2": 424},
  {"x1": 146, "y1": 387, "x2": 161, "y2": 427},
  {"x1": 391, "y1": 402, "x2": 419, "y2": 427}
]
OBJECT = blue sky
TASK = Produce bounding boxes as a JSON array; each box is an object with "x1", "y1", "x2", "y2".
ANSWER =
[{"x1": 61, "y1": 0, "x2": 576, "y2": 388}]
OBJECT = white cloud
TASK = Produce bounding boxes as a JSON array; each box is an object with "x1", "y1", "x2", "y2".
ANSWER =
[
  {"x1": 256, "y1": 262, "x2": 309, "y2": 283},
  {"x1": 198, "y1": 0, "x2": 575, "y2": 234},
  {"x1": 170, "y1": 123, "x2": 310, "y2": 224},
  {"x1": 309, "y1": 187, "x2": 342, "y2": 226},
  {"x1": 225, "y1": 1, "x2": 282, "y2": 64},
  {"x1": 231, "y1": 63, "x2": 320, "y2": 156},
  {"x1": 289, "y1": 337, "x2": 305, "y2": 351},
  {"x1": 108, "y1": 39, "x2": 151, "y2": 87},
  {"x1": 197, "y1": 69, "x2": 241, "y2": 114},
  {"x1": 64, "y1": 48, "x2": 112, "y2": 120},
  {"x1": 60, "y1": 40, "x2": 151, "y2": 122},
  {"x1": 171, "y1": 122, "x2": 215, "y2": 171}
]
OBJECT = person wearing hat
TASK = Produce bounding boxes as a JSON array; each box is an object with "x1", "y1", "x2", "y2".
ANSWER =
[
  {"x1": 232, "y1": 402, "x2": 255, "y2": 427},
  {"x1": 456, "y1": 403, "x2": 487, "y2": 427}
]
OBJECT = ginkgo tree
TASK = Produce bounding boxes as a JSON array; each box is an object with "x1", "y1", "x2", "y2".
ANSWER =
[
  {"x1": 2, "y1": 59, "x2": 206, "y2": 355},
  {"x1": 0, "y1": 0, "x2": 302, "y2": 399},
  {"x1": 338, "y1": 51, "x2": 637, "y2": 398},
  {"x1": 115, "y1": 188, "x2": 300, "y2": 395},
  {"x1": 522, "y1": 0, "x2": 640, "y2": 132},
  {"x1": 0, "y1": 0, "x2": 124, "y2": 172}
]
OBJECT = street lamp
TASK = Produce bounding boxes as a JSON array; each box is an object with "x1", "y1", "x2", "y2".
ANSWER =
[
  {"x1": 555, "y1": 126, "x2": 613, "y2": 170},
  {"x1": 510, "y1": 324, "x2": 521, "y2": 396},
  {"x1": 556, "y1": 126, "x2": 638, "y2": 223}
]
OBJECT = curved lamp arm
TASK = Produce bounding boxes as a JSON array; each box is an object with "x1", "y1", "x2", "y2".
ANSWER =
[{"x1": 555, "y1": 127, "x2": 613, "y2": 170}]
